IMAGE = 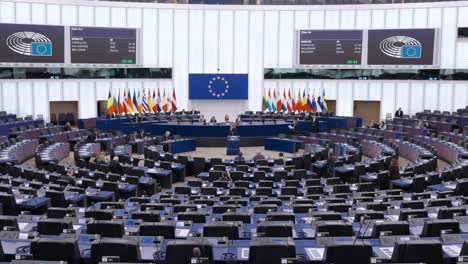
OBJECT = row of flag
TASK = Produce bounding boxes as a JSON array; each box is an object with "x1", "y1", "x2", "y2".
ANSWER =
[
  {"x1": 107, "y1": 88, "x2": 177, "y2": 114},
  {"x1": 262, "y1": 88, "x2": 328, "y2": 113}
]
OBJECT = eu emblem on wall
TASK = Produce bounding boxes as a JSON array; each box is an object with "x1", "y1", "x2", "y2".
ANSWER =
[{"x1": 189, "y1": 74, "x2": 248, "y2": 100}]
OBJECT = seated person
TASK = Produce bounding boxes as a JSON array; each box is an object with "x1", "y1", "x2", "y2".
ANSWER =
[
  {"x1": 370, "y1": 120, "x2": 380, "y2": 129},
  {"x1": 234, "y1": 152, "x2": 244, "y2": 162},
  {"x1": 200, "y1": 115, "x2": 206, "y2": 123},
  {"x1": 210, "y1": 116, "x2": 217, "y2": 123},
  {"x1": 109, "y1": 156, "x2": 122, "y2": 174},
  {"x1": 64, "y1": 122, "x2": 72, "y2": 131},
  {"x1": 89, "y1": 152, "x2": 98, "y2": 163},
  {"x1": 253, "y1": 152, "x2": 265, "y2": 161},
  {"x1": 96, "y1": 153, "x2": 107, "y2": 164},
  {"x1": 128, "y1": 131, "x2": 138, "y2": 142},
  {"x1": 225, "y1": 114, "x2": 230, "y2": 123},
  {"x1": 235, "y1": 115, "x2": 241, "y2": 123},
  {"x1": 138, "y1": 130, "x2": 145, "y2": 139},
  {"x1": 289, "y1": 118, "x2": 298, "y2": 134},
  {"x1": 379, "y1": 121, "x2": 386, "y2": 130}
]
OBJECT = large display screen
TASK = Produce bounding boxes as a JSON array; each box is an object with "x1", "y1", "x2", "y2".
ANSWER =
[
  {"x1": 70, "y1": 27, "x2": 137, "y2": 64},
  {"x1": 298, "y1": 30, "x2": 363, "y2": 65},
  {"x1": 0, "y1": 23, "x2": 64, "y2": 63},
  {"x1": 367, "y1": 29, "x2": 436, "y2": 65}
]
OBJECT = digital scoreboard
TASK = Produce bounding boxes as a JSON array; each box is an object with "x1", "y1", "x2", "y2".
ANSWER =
[
  {"x1": 298, "y1": 30, "x2": 363, "y2": 65},
  {"x1": 70, "y1": 27, "x2": 137, "y2": 64}
]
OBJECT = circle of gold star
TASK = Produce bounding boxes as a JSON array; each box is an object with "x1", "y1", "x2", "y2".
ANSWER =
[{"x1": 208, "y1": 76, "x2": 230, "y2": 97}]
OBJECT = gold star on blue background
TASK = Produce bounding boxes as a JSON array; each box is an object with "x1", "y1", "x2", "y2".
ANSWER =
[{"x1": 208, "y1": 75, "x2": 230, "y2": 98}]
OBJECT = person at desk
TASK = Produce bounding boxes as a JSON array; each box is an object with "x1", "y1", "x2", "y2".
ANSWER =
[
  {"x1": 235, "y1": 115, "x2": 241, "y2": 124},
  {"x1": 229, "y1": 123, "x2": 238, "y2": 136},
  {"x1": 225, "y1": 114, "x2": 230, "y2": 123},
  {"x1": 209, "y1": 116, "x2": 217, "y2": 123},
  {"x1": 109, "y1": 156, "x2": 122, "y2": 174},
  {"x1": 162, "y1": 131, "x2": 173, "y2": 141},
  {"x1": 58, "y1": 168, "x2": 76, "y2": 184},
  {"x1": 326, "y1": 151, "x2": 335, "y2": 177},
  {"x1": 389, "y1": 158, "x2": 400, "y2": 179},
  {"x1": 89, "y1": 152, "x2": 98, "y2": 163},
  {"x1": 311, "y1": 114, "x2": 319, "y2": 133},
  {"x1": 234, "y1": 152, "x2": 244, "y2": 161},
  {"x1": 395, "y1": 107, "x2": 404, "y2": 118},
  {"x1": 200, "y1": 115, "x2": 206, "y2": 124},
  {"x1": 134, "y1": 113, "x2": 143, "y2": 123},
  {"x1": 128, "y1": 131, "x2": 138, "y2": 142},
  {"x1": 64, "y1": 122, "x2": 72, "y2": 131},
  {"x1": 379, "y1": 121, "x2": 386, "y2": 130},
  {"x1": 370, "y1": 120, "x2": 380, "y2": 129},
  {"x1": 221, "y1": 171, "x2": 232, "y2": 182},
  {"x1": 252, "y1": 152, "x2": 265, "y2": 161},
  {"x1": 96, "y1": 153, "x2": 107, "y2": 164},
  {"x1": 423, "y1": 121, "x2": 433, "y2": 129},
  {"x1": 138, "y1": 130, "x2": 145, "y2": 139},
  {"x1": 289, "y1": 118, "x2": 298, "y2": 134}
]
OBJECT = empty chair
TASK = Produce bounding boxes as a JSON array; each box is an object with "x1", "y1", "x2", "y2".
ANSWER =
[
  {"x1": 173, "y1": 204, "x2": 198, "y2": 213},
  {"x1": 0, "y1": 215, "x2": 19, "y2": 231},
  {"x1": 370, "y1": 221, "x2": 410, "y2": 237},
  {"x1": 400, "y1": 200, "x2": 425, "y2": 210},
  {"x1": 132, "y1": 211, "x2": 161, "y2": 223},
  {"x1": 257, "y1": 221, "x2": 293, "y2": 238},
  {"x1": 165, "y1": 238, "x2": 213, "y2": 264},
  {"x1": 203, "y1": 222, "x2": 239, "y2": 239},
  {"x1": 91, "y1": 238, "x2": 141, "y2": 263},
  {"x1": 47, "y1": 207, "x2": 76, "y2": 219},
  {"x1": 87, "y1": 220, "x2": 124, "y2": 238},
  {"x1": 177, "y1": 212, "x2": 206, "y2": 223},
  {"x1": 323, "y1": 241, "x2": 373, "y2": 264},
  {"x1": 420, "y1": 219, "x2": 460, "y2": 237},
  {"x1": 139, "y1": 222, "x2": 176, "y2": 239},
  {"x1": 31, "y1": 238, "x2": 80, "y2": 264},
  {"x1": 85, "y1": 209, "x2": 114, "y2": 220},
  {"x1": 315, "y1": 222, "x2": 353, "y2": 237},
  {"x1": 437, "y1": 208, "x2": 466, "y2": 219},
  {"x1": 398, "y1": 209, "x2": 428, "y2": 221},
  {"x1": 37, "y1": 219, "x2": 73, "y2": 235},
  {"x1": 222, "y1": 212, "x2": 251, "y2": 224},
  {"x1": 391, "y1": 240, "x2": 443, "y2": 264},
  {"x1": 353, "y1": 211, "x2": 384, "y2": 222},
  {"x1": 248, "y1": 238, "x2": 296, "y2": 264},
  {"x1": 266, "y1": 212, "x2": 295, "y2": 222}
]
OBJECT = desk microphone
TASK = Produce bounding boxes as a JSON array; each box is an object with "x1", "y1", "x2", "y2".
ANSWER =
[
  {"x1": 352, "y1": 214, "x2": 368, "y2": 246},
  {"x1": 193, "y1": 247, "x2": 201, "y2": 264}
]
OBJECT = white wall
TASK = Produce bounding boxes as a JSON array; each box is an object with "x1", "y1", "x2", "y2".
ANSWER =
[{"x1": 0, "y1": 0, "x2": 468, "y2": 122}]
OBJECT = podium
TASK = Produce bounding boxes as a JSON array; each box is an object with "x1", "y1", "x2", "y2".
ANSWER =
[{"x1": 226, "y1": 136, "x2": 240, "y2": 155}]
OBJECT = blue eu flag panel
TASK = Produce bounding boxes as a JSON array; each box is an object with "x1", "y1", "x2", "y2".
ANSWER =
[
  {"x1": 401, "y1": 45, "x2": 421, "y2": 58},
  {"x1": 189, "y1": 74, "x2": 248, "y2": 100},
  {"x1": 31, "y1": 42, "x2": 52, "y2": 56}
]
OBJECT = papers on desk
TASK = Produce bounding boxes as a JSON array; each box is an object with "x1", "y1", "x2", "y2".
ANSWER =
[
  {"x1": 377, "y1": 247, "x2": 394, "y2": 258},
  {"x1": 305, "y1": 248, "x2": 325, "y2": 261},
  {"x1": 18, "y1": 223, "x2": 28, "y2": 231},
  {"x1": 18, "y1": 233, "x2": 28, "y2": 240},
  {"x1": 175, "y1": 228, "x2": 190, "y2": 238},
  {"x1": 239, "y1": 248, "x2": 249, "y2": 260},
  {"x1": 443, "y1": 245, "x2": 461, "y2": 257}
]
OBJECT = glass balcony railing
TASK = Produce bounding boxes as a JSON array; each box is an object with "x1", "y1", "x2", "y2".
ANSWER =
[{"x1": 95, "y1": 0, "x2": 465, "y2": 5}]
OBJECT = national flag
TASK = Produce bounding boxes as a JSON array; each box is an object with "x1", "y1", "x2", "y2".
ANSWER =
[
  {"x1": 117, "y1": 89, "x2": 124, "y2": 114},
  {"x1": 156, "y1": 88, "x2": 162, "y2": 112},
  {"x1": 271, "y1": 88, "x2": 277, "y2": 112},
  {"x1": 301, "y1": 89, "x2": 307, "y2": 113},
  {"x1": 137, "y1": 90, "x2": 143, "y2": 113},
  {"x1": 321, "y1": 89, "x2": 328, "y2": 112},
  {"x1": 291, "y1": 89, "x2": 296, "y2": 112},
  {"x1": 107, "y1": 90, "x2": 114, "y2": 114},
  {"x1": 171, "y1": 88, "x2": 177, "y2": 112},
  {"x1": 276, "y1": 88, "x2": 282, "y2": 112},
  {"x1": 122, "y1": 89, "x2": 128, "y2": 114},
  {"x1": 132, "y1": 89, "x2": 138, "y2": 113},
  {"x1": 317, "y1": 91, "x2": 324, "y2": 113},
  {"x1": 142, "y1": 89, "x2": 148, "y2": 113},
  {"x1": 296, "y1": 89, "x2": 302, "y2": 112},
  {"x1": 262, "y1": 88, "x2": 271, "y2": 112},
  {"x1": 167, "y1": 89, "x2": 173, "y2": 112},
  {"x1": 162, "y1": 89, "x2": 168, "y2": 112},
  {"x1": 281, "y1": 89, "x2": 287, "y2": 112},
  {"x1": 112, "y1": 89, "x2": 119, "y2": 114},
  {"x1": 311, "y1": 89, "x2": 317, "y2": 113},
  {"x1": 287, "y1": 89, "x2": 292, "y2": 112},
  {"x1": 306, "y1": 91, "x2": 312, "y2": 112},
  {"x1": 149, "y1": 89, "x2": 155, "y2": 113},
  {"x1": 125, "y1": 88, "x2": 133, "y2": 114}
]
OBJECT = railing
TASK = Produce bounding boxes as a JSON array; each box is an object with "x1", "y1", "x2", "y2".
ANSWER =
[{"x1": 96, "y1": 0, "x2": 466, "y2": 5}]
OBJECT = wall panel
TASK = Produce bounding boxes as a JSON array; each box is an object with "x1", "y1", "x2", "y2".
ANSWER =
[
  {"x1": 263, "y1": 11, "x2": 279, "y2": 67},
  {"x1": 380, "y1": 82, "x2": 396, "y2": 120},
  {"x1": 61, "y1": 5, "x2": 77, "y2": 25},
  {"x1": 423, "y1": 83, "x2": 439, "y2": 111},
  {"x1": 95, "y1": 7, "x2": 110, "y2": 26},
  {"x1": 233, "y1": 10, "x2": 249, "y2": 73},
  {"x1": 0, "y1": 2, "x2": 15, "y2": 23},
  {"x1": 188, "y1": 9, "x2": 203, "y2": 73},
  {"x1": 336, "y1": 82, "x2": 353, "y2": 117},
  {"x1": 395, "y1": 82, "x2": 410, "y2": 115},
  {"x1": 142, "y1": 8, "x2": 158, "y2": 66},
  {"x1": 15, "y1": 3, "x2": 30, "y2": 23},
  {"x1": 438, "y1": 82, "x2": 453, "y2": 112},
  {"x1": 31, "y1": 3, "x2": 46, "y2": 24},
  {"x1": 353, "y1": 81, "x2": 368, "y2": 101},
  {"x1": 158, "y1": 9, "x2": 174, "y2": 67},
  {"x1": 2, "y1": 82, "x2": 17, "y2": 115},
  {"x1": 62, "y1": 81, "x2": 79, "y2": 101},
  {"x1": 409, "y1": 82, "x2": 424, "y2": 115},
  {"x1": 17, "y1": 82, "x2": 33, "y2": 118},
  {"x1": 33, "y1": 82, "x2": 49, "y2": 121},
  {"x1": 218, "y1": 10, "x2": 234, "y2": 72},
  {"x1": 309, "y1": 10, "x2": 324, "y2": 29},
  {"x1": 278, "y1": 11, "x2": 294, "y2": 67},
  {"x1": 78, "y1": 81, "x2": 96, "y2": 118},
  {"x1": 173, "y1": 9, "x2": 189, "y2": 111},
  {"x1": 78, "y1": 6, "x2": 94, "y2": 26}
]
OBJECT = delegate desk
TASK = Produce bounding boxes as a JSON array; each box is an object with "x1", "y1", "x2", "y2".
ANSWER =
[
  {"x1": 360, "y1": 140, "x2": 395, "y2": 159},
  {"x1": 77, "y1": 117, "x2": 97, "y2": 129},
  {"x1": 95, "y1": 118, "x2": 132, "y2": 131},
  {"x1": 95, "y1": 135, "x2": 127, "y2": 152},
  {"x1": 414, "y1": 135, "x2": 468, "y2": 164},
  {"x1": 0, "y1": 139, "x2": 39, "y2": 164},
  {"x1": 11, "y1": 126, "x2": 63, "y2": 140},
  {"x1": 394, "y1": 117, "x2": 453, "y2": 133},
  {"x1": 161, "y1": 139, "x2": 196, "y2": 154},
  {"x1": 77, "y1": 143, "x2": 101, "y2": 159},
  {"x1": 0, "y1": 120, "x2": 43, "y2": 136},
  {"x1": 264, "y1": 138, "x2": 302, "y2": 153},
  {"x1": 0, "y1": 114, "x2": 16, "y2": 121},
  {"x1": 129, "y1": 138, "x2": 157, "y2": 154},
  {"x1": 39, "y1": 142, "x2": 70, "y2": 164}
]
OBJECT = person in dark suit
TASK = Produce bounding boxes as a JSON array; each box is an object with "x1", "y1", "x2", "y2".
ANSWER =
[
  {"x1": 234, "y1": 152, "x2": 244, "y2": 162},
  {"x1": 326, "y1": 151, "x2": 335, "y2": 177},
  {"x1": 109, "y1": 156, "x2": 122, "y2": 174},
  {"x1": 395, "y1": 107, "x2": 404, "y2": 118},
  {"x1": 311, "y1": 114, "x2": 319, "y2": 133},
  {"x1": 138, "y1": 130, "x2": 145, "y2": 139},
  {"x1": 128, "y1": 131, "x2": 138, "y2": 142},
  {"x1": 289, "y1": 118, "x2": 298, "y2": 134},
  {"x1": 389, "y1": 158, "x2": 400, "y2": 179},
  {"x1": 210, "y1": 116, "x2": 217, "y2": 123},
  {"x1": 229, "y1": 123, "x2": 237, "y2": 136},
  {"x1": 252, "y1": 152, "x2": 265, "y2": 161},
  {"x1": 370, "y1": 120, "x2": 380, "y2": 129}
]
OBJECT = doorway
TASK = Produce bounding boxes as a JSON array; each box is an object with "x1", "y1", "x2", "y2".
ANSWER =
[
  {"x1": 97, "y1": 100, "x2": 107, "y2": 117},
  {"x1": 353, "y1": 101, "x2": 381, "y2": 127},
  {"x1": 50, "y1": 101, "x2": 78, "y2": 126},
  {"x1": 325, "y1": 100, "x2": 336, "y2": 114}
]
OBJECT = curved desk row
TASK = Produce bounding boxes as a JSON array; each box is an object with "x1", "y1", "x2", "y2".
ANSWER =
[
  {"x1": 0, "y1": 139, "x2": 39, "y2": 164},
  {"x1": 10, "y1": 125, "x2": 63, "y2": 140},
  {"x1": 0, "y1": 120, "x2": 43, "y2": 136},
  {"x1": 360, "y1": 140, "x2": 396, "y2": 159},
  {"x1": 38, "y1": 142, "x2": 70, "y2": 164},
  {"x1": 413, "y1": 135, "x2": 468, "y2": 164}
]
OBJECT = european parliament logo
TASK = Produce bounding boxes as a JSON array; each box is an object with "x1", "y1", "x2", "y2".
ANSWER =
[
  {"x1": 379, "y1": 35, "x2": 422, "y2": 59},
  {"x1": 189, "y1": 74, "x2": 248, "y2": 100},
  {"x1": 6, "y1": 31, "x2": 53, "y2": 56}
]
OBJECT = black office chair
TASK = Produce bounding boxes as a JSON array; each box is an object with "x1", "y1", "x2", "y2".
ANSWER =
[
  {"x1": 324, "y1": 241, "x2": 373, "y2": 264},
  {"x1": 87, "y1": 220, "x2": 124, "y2": 238},
  {"x1": 37, "y1": 219, "x2": 72, "y2": 236},
  {"x1": 0, "y1": 215, "x2": 19, "y2": 231},
  {"x1": 203, "y1": 222, "x2": 239, "y2": 239},
  {"x1": 257, "y1": 221, "x2": 293, "y2": 238},
  {"x1": 420, "y1": 219, "x2": 460, "y2": 237},
  {"x1": 139, "y1": 221, "x2": 176, "y2": 238},
  {"x1": 165, "y1": 239, "x2": 213, "y2": 264},
  {"x1": 391, "y1": 240, "x2": 443, "y2": 264},
  {"x1": 85, "y1": 209, "x2": 114, "y2": 220},
  {"x1": 131, "y1": 211, "x2": 161, "y2": 223},
  {"x1": 370, "y1": 221, "x2": 410, "y2": 238},
  {"x1": 91, "y1": 238, "x2": 141, "y2": 263},
  {"x1": 47, "y1": 207, "x2": 76, "y2": 219},
  {"x1": 0, "y1": 193, "x2": 18, "y2": 215},
  {"x1": 315, "y1": 222, "x2": 353, "y2": 237},
  {"x1": 248, "y1": 238, "x2": 296, "y2": 264},
  {"x1": 222, "y1": 212, "x2": 251, "y2": 224},
  {"x1": 31, "y1": 238, "x2": 80, "y2": 264},
  {"x1": 437, "y1": 208, "x2": 466, "y2": 219}
]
